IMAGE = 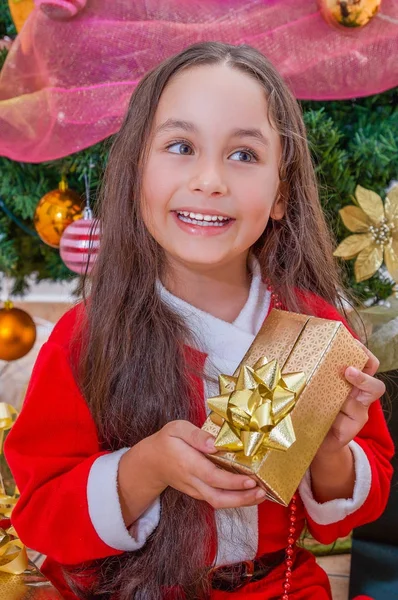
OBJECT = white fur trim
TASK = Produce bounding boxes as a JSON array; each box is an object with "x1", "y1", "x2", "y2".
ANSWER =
[
  {"x1": 87, "y1": 448, "x2": 161, "y2": 551},
  {"x1": 158, "y1": 257, "x2": 271, "y2": 363},
  {"x1": 299, "y1": 441, "x2": 372, "y2": 526}
]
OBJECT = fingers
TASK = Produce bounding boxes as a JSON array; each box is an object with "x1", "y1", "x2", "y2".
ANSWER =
[
  {"x1": 345, "y1": 367, "x2": 385, "y2": 407},
  {"x1": 165, "y1": 422, "x2": 260, "y2": 493},
  {"x1": 192, "y1": 477, "x2": 267, "y2": 509},
  {"x1": 339, "y1": 395, "x2": 369, "y2": 423},
  {"x1": 165, "y1": 420, "x2": 218, "y2": 454},
  {"x1": 355, "y1": 341, "x2": 380, "y2": 376},
  {"x1": 194, "y1": 453, "x2": 257, "y2": 491},
  {"x1": 326, "y1": 391, "x2": 374, "y2": 450},
  {"x1": 328, "y1": 412, "x2": 360, "y2": 447}
]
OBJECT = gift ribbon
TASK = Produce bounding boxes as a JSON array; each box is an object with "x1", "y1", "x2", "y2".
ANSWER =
[
  {"x1": 0, "y1": 403, "x2": 28, "y2": 575},
  {"x1": 0, "y1": 529, "x2": 28, "y2": 574},
  {"x1": 0, "y1": 403, "x2": 18, "y2": 455},
  {"x1": 0, "y1": 492, "x2": 18, "y2": 519},
  {"x1": 208, "y1": 357, "x2": 306, "y2": 459}
]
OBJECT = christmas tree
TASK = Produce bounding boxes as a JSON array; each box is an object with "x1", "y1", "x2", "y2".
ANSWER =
[{"x1": 0, "y1": 5, "x2": 397, "y2": 303}]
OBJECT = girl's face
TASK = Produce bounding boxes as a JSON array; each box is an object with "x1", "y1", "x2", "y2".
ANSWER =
[{"x1": 142, "y1": 64, "x2": 284, "y2": 272}]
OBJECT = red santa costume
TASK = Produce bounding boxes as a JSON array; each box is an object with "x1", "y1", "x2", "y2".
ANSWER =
[{"x1": 5, "y1": 260, "x2": 394, "y2": 599}]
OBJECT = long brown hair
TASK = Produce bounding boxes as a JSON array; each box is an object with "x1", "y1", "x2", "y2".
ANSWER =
[{"x1": 71, "y1": 42, "x2": 345, "y2": 599}]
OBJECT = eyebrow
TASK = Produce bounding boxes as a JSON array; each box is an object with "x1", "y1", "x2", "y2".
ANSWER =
[
  {"x1": 230, "y1": 128, "x2": 270, "y2": 147},
  {"x1": 155, "y1": 119, "x2": 269, "y2": 147},
  {"x1": 155, "y1": 119, "x2": 198, "y2": 135}
]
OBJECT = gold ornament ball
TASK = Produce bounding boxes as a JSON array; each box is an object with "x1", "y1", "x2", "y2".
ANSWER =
[
  {"x1": 318, "y1": 0, "x2": 382, "y2": 28},
  {"x1": 8, "y1": 0, "x2": 35, "y2": 33},
  {"x1": 34, "y1": 181, "x2": 83, "y2": 248},
  {"x1": 0, "y1": 302, "x2": 37, "y2": 362}
]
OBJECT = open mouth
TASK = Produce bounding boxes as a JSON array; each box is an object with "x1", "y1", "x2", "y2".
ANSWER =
[{"x1": 174, "y1": 210, "x2": 233, "y2": 227}]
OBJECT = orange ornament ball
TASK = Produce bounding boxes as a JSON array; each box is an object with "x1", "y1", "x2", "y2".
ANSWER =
[
  {"x1": 0, "y1": 302, "x2": 37, "y2": 362},
  {"x1": 7, "y1": 0, "x2": 35, "y2": 33},
  {"x1": 317, "y1": 0, "x2": 382, "y2": 28},
  {"x1": 34, "y1": 180, "x2": 83, "y2": 248}
]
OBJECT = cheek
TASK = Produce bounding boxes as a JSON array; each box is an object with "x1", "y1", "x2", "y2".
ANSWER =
[
  {"x1": 237, "y1": 169, "x2": 279, "y2": 222},
  {"x1": 238, "y1": 188, "x2": 273, "y2": 227},
  {"x1": 245, "y1": 207, "x2": 272, "y2": 245},
  {"x1": 143, "y1": 166, "x2": 163, "y2": 209},
  {"x1": 142, "y1": 160, "x2": 173, "y2": 222},
  {"x1": 145, "y1": 147, "x2": 175, "y2": 187},
  {"x1": 233, "y1": 188, "x2": 276, "y2": 249}
]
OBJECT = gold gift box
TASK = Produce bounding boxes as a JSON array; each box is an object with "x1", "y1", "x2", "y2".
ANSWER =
[
  {"x1": 0, "y1": 563, "x2": 63, "y2": 600},
  {"x1": 202, "y1": 309, "x2": 368, "y2": 506}
]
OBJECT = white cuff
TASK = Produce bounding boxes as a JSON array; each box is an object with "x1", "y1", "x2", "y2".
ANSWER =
[
  {"x1": 298, "y1": 440, "x2": 372, "y2": 526},
  {"x1": 87, "y1": 448, "x2": 161, "y2": 551}
]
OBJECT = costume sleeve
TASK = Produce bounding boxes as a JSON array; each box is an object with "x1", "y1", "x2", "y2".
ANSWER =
[
  {"x1": 296, "y1": 293, "x2": 394, "y2": 543},
  {"x1": 87, "y1": 450, "x2": 161, "y2": 551},
  {"x1": 300, "y1": 400, "x2": 393, "y2": 543},
  {"x1": 5, "y1": 341, "x2": 160, "y2": 565},
  {"x1": 299, "y1": 439, "x2": 371, "y2": 524}
]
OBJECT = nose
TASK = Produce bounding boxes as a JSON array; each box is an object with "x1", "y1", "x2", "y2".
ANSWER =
[{"x1": 188, "y1": 159, "x2": 228, "y2": 197}]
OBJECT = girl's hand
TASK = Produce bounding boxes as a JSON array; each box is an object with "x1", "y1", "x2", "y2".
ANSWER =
[
  {"x1": 146, "y1": 420, "x2": 267, "y2": 509},
  {"x1": 316, "y1": 343, "x2": 385, "y2": 458},
  {"x1": 308, "y1": 344, "x2": 385, "y2": 503}
]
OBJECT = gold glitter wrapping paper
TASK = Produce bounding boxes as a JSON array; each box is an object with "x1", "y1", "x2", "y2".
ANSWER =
[
  {"x1": 202, "y1": 309, "x2": 368, "y2": 506},
  {"x1": 0, "y1": 563, "x2": 63, "y2": 599}
]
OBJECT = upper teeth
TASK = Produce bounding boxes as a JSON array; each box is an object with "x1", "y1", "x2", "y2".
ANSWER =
[{"x1": 177, "y1": 211, "x2": 229, "y2": 221}]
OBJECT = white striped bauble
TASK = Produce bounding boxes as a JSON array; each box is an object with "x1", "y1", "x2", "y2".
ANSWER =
[{"x1": 59, "y1": 214, "x2": 99, "y2": 275}]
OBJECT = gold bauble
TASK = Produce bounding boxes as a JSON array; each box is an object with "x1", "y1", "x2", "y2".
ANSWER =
[
  {"x1": 318, "y1": 0, "x2": 382, "y2": 28},
  {"x1": 8, "y1": 0, "x2": 35, "y2": 33},
  {"x1": 0, "y1": 301, "x2": 36, "y2": 362},
  {"x1": 33, "y1": 180, "x2": 83, "y2": 248}
]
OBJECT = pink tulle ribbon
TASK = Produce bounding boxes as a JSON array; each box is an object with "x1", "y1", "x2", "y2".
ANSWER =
[
  {"x1": 35, "y1": 0, "x2": 87, "y2": 20},
  {"x1": 0, "y1": 0, "x2": 397, "y2": 163}
]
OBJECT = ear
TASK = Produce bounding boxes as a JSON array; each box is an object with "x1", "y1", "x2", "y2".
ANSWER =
[{"x1": 270, "y1": 183, "x2": 286, "y2": 221}]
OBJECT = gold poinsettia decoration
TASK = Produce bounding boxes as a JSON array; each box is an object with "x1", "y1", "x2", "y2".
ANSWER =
[{"x1": 334, "y1": 184, "x2": 398, "y2": 283}]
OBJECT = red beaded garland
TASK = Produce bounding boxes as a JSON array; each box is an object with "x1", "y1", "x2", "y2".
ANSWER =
[
  {"x1": 271, "y1": 291, "x2": 283, "y2": 309},
  {"x1": 283, "y1": 492, "x2": 298, "y2": 598},
  {"x1": 266, "y1": 283, "x2": 297, "y2": 598},
  {"x1": 265, "y1": 279, "x2": 283, "y2": 310}
]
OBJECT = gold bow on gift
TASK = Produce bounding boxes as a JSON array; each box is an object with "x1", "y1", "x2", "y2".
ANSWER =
[
  {"x1": 208, "y1": 357, "x2": 306, "y2": 459},
  {"x1": 0, "y1": 403, "x2": 28, "y2": 575}
]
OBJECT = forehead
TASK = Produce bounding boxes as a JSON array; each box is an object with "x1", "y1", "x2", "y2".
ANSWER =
[{"x1": 154, "y1": 64, "x2": 277, "y2": 137}]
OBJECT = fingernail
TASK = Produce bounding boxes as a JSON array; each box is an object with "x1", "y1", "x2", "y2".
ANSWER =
[
  {"x1": 244, "y1": 479, "x2": 256, "y2": 489},
  {"x1": 256, "y1": 489, "x2": 266, "y2": 499},
  {"x1": 347, "y1": 367, "x2": 360, "y2": 377},
  {"x1": 206, "y1": 437, "x2": 216, "y2": 450}
]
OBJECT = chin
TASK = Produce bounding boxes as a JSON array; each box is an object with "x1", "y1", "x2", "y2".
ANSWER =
[{"x1": 171, "y1": 250, "x2": 233, "y2": 269}]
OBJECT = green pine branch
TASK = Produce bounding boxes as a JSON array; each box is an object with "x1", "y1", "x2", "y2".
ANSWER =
[
  {"x1": 0, "y1": 0, "x2": 396, "y2": 305},
  {"x1": 0, "y1": 142, "x2": 109, "y2": 296},
  {"x1": 0, "y1": 3, "x2": 16, "y2": 38},
  {"x1": 302, "y1": 90, "x2": 398, "y2": 303}
]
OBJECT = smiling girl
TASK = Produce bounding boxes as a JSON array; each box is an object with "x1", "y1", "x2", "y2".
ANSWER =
[{"x1": 5, "y1": 42, "x2": 393, "y2": 600}]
